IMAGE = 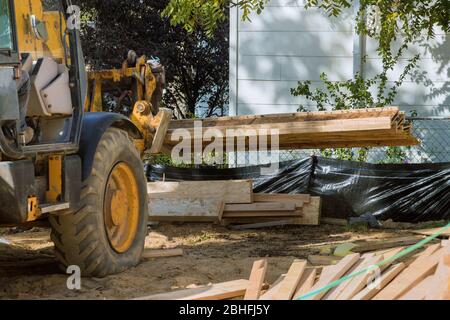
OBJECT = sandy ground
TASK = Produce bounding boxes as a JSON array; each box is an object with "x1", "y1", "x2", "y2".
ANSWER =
[{"x1": 0, "y1": 222, "x2": 438, "y2": 300}]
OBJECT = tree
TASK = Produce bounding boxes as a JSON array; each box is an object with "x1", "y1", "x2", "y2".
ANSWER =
[
  {"x1": 77, "y1": 0, "x2": 229, "y2": 119},
  {"x1": 163, "y1": 0, "x2": 449, "y2": 109}
]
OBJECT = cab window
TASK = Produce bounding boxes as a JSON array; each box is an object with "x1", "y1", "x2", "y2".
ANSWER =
[{"x1": 0, "y1": 0, "x2": 13, "y2": 50}]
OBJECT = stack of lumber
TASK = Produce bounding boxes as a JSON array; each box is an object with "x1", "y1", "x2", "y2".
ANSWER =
[
  {"x1": 163, "y1": 107, "x2": 419, "y2": 152},
  {"x1": 147, "y1": 180, "x2": 321, "y2": 226},
  {"x1": 135, "y1": 239, "x2": 450, "y2": 300}
]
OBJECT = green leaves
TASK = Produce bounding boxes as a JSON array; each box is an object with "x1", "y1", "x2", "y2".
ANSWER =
[{"x1": 162, "y1": 0, "x2": 269, "y2": 36}]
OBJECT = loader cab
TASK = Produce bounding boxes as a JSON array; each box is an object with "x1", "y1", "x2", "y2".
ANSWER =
[{"x1": 0, "y1": 0, "x2": 86, "y2": 158}]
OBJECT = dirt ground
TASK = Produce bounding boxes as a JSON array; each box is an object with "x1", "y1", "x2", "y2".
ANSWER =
[{"x1": 0, "y1": 222, "x2": 440, "y2": 300}]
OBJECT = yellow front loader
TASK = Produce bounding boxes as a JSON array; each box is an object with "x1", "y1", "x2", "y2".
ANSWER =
[{"x1": 0, "y1": 0, "x2": 172, "y2": 276}]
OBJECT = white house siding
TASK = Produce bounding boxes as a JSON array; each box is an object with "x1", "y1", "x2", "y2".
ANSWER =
[{"x1": 229, "y1": 1, "x2": 450, "y2": 162}]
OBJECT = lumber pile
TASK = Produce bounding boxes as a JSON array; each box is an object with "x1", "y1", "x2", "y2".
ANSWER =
[
  {"x1": 135, "y1": 239, "x2": 450, "y2": 300},
  {"x1": 163, "y1": 107, "x2": 419, "y2": 152},
  {"x1": 147, "y1": 180, "x2": 321, "y2": 226}
]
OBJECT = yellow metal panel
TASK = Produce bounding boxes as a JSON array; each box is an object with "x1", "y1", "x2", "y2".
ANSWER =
[
  {"x1": 45, "y1": 155, "x2": 63, "y2": 203},
  {"x1": 14, "y1": 0, "x2": 67, "y2": 61},
  {"x1": 27, "y1": 196, "x2": 39, "y2": 222}
]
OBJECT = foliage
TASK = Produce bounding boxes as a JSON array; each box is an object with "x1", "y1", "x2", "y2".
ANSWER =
[
  {"x1": 162, "y1": 0, "x2": 269, "y2": 36},
  {"x1": 76, "y1": 0, "x2": 229, "y2": 119}
]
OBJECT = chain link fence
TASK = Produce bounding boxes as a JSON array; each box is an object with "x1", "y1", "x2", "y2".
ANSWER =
[{"x1": 231, "y1": 118, "x2": 450, "y2": 167}]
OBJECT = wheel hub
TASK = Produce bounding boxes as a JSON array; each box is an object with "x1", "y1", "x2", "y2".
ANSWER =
[{"x1": 104, "y1": 162, "x2": 139, "y2": 253}]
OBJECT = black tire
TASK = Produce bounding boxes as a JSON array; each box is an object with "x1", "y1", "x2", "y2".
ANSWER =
[{"x1": 49, "y1": 128, "x2": 148, "y2": 277}]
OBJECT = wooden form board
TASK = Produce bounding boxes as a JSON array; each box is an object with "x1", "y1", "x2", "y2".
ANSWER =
[
  {"x1": 325, "y1": 254, "x2": 383, "y2": 300},
  {"x1": 142, "y1": 248, "x2": 184, "y2": 259},
  {"x1": 306, "y1": 253, "x2": 361, "y2": 300},
  {"x1": 163, "y1": 107, "x2": 419, "y2": 152},
  {"x1": 352, "y1": 263, "x2": 406, "y2": 300},
  {"x1": 372, "y1": 246, "x2": 446, "y2": 300},
  {"x1": 293, "y1": 269, "x2": 317, "y2": 300},
  {"x1": 148, "y1": 198, "x2": 224, "y2": 222},
  {"x1": 149, "y1": 108, "x2": 174, "y2": 154},
  {"x1": 253, "y1": 194, "x2": 311, "y2": 204},
  {"x1": 147, "y1": 180, "x2": 253, "y2": 204},
  {"x1": 244, "y1": 259, "x2": 268, "y2": 300},
  {"x1": 259, "y1": 275, "x2": 286, "y2": 300},
  {"x1": 134, "y1": 279, "x2": 249, "y2": 300},
  {"x1": 272, "y1": 260, "x2": 307, "y2": 300},
  {"x1": 351, "y1": 236, "x2": 425, "y2": 253},
  {"x1": 224, "y1": 202, "x2": 297, "y2": 213}
]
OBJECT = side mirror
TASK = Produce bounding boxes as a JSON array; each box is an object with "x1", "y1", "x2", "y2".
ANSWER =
[{"x1": 30, "y1": 15, "x2": 48, "y2": 42}]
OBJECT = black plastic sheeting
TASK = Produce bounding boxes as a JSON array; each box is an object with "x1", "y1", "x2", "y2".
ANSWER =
[{"x1": 146, "y1": 157, "x2": 450, "y2": 222}]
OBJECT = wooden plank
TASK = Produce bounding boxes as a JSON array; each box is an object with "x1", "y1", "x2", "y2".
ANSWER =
[
  {"x1": 224, "y1": 202, "x2": 297, "y2": 213},
  {"x1": 306, "y1": 253, "x2": 361, "y2": 300},
  {"x1": 167, "y1": 117, "x2": 395, "y2": 139},
  {"x1": 168, "y1": 107, "x2": 402, "y2": 129},
  {"x1": 230, "y1": 220, "x2": 300, "y2": 230},
  {"x1": 291, "y1": 197, "x2": 321, "y2": 226},
  {"x1": 253, "y1": 194, "x2": 311, "y2": 204},
  {"x1": 149, "y1": 108, "x2": 174, "y2": 154},
  {"x1": 334, "y1": 255, "x2": 384, "y2": 300},
  {"x1": 259, "y1": 274, "x2": 286, "y2": 300},
  {"x1": 399, "y1": 276, "x2": 433, "y2": 300},
  {"x1": 352, "y1": 263, "x2": 406, "y2": 300},
  {"x1": 373, "y1": 247, "x2": 446, "y2": 300},
  {"x1": 323, "y1": 255, "x2": 368, "y2": 300},
  {"x1": 222, "y1": 197, "x2": 319, "y2": 226},
  {"x1": 293, "y1": 269, "x2": 317, "y2": 300},
  {"x1": 133, "y1": 279, "x2": 249, "y2": 300},
  {"x1": 142, "y1": 248, "x2": 184, "y2": 259},
  {"x1": 272, "y1": 260, "x2": 307, "y2": 300},
  {"x1": 412, "y1": 243, "x2": 442, "y2": 265},
  {"x1": 307, "y1": 255, "x2": 342, "y2": 266},
  {"x1": 351, "y1": 236, "x2": 425, "y2": 253},
  {"x1": 148, "y1": 180, "x2": 253, "y2": 204},
  {"x1": 222, "y1": 211, "x2": 302, "y2": 218},
  {"x1": 411, "y1": 227, "x2": 450, "y2": 238},
  {"x1": 424, "y1": 247, "x2": 450, "y2": 300},
  {"x1": 244, "y1": 259, "x2": 268, "y2": 300},
  {"x1": 148, "y1": 198, "x2": 224, "y2": 222}
]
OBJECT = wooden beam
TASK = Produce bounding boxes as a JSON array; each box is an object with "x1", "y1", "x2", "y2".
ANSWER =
[
  {"x1": 168, "y1": 107, "x2": 402, "y2": 129},
  {"x1": 399, "y1": 276, "x2": 433, "y2": 300},
  {"x1": 244, "y1": 259, "x2": 268, "y2": 300},
  {"x1": 352, "y1": 263, "x2": 406, "y2": 300},
  {"x1": 149, "y1": 108, "x2": 173, "y2": 154},
  {"x1": 259, "y1": 275, "x2": 286, "y2": 300},
  {"x1": 307, "y1": 255, "x2": 342, "y2": 266},
  {"x1": 351, "y1": 236, "x2": 425, "y2": 253},
  {"x1": 230, "y1": 220, "x2": 300, "y2": 230},
  {"x1": 133, "y1": 279, "x2": 249, "y2": 300},
  {"x1": 334, "y1": 254, "x2": 384, "y2": 300},
  {"x1": 291, "y1": 197, "x2": 321, "y2": 226},
  {"x1": 148, "y1": 180, "x2": 253, "y2": 204},
  {"x1": 305, "y1": 253, "x2": 361, "y2": 300},
  {"x1": 142, "y1": 248, "x2": 184, "y2": 259},
  {"x1": 293, "y1": 269, "x2": 317, "y2": 300},
  {"x1": 253, "y1": 194, "x2": 311, "y2": 204},
  {"x1": 148, "y1": 198, "x2": 224, "y2": 222},
  {"x1": 272, "y1": 260, "x2": 307, "y2": 300},
  {"x1": 222, "y1": 211, "x2": 302, "y2": 218},
  {"x1": 373, "y1": 247, "x2": 446, "y2": 300},
  {"x1": 224, "y1": 202, "x2": 297, "y2": 213},
  {"x1": 424, "y1": 248, "x2": 450, "y2": 300}
]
